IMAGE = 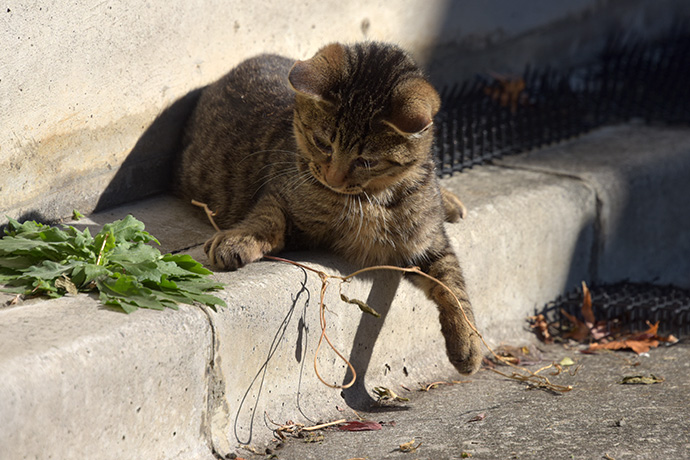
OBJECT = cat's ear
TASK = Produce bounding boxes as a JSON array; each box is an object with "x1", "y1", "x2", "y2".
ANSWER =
[
  {"x1": 288, "y1": 43, "x2": 346, "y2": 102},
  {"x1": 384, "y1": 79, "x2": 441, "y2": 137}
]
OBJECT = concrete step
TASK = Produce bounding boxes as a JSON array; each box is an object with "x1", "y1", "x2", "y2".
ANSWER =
[{"x1": 1, "y1": 124, "x2": 689, "y2": 459}]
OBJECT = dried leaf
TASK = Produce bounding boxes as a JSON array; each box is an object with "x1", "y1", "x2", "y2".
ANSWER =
[
  {"x1": 581, "y1": 281, "x2": 595, "y2": 325},
  {"x1": 7, "y1": 294, "x2": 22, "y2": 306},
  {"x1": 303, "y1": 433, "x2": 324, "y2": 443},
  {"x1": 341, "y1": 293, "x2": 380, "y2": 317},
  {"x1": 373, "y1": 386, "x2": 409, "y2": 402},
  {"x1": 587, "y1": 338, "x2": 658, "y2": 355},
  {"x1": 484, "y1": 72, "x2": 527, "y2": 113},
  {"x1": 559, "y1": 357, "x2": 575, "y2": 367},
  {"x1": 585, "y1": 321, "x2": 674, "y2": 355},
  {"x1": 560, "y1": 308, "x2": 590, "y2": 342},
  {"x1": 337, "y1": 420, "x2": 382, "y2": 432},
  {"x1": 490, "y1": 344, "x2": 544, "y2": 366},
  {"x1": 54, "y1": 275, "x2": 78, "y2": 296},
  {"x1": 467, "y1": 413, "x2": 486, "y2": 423},
  {"x1": 398, "y1": 439, "x2": 422, "y2": 453},
  {"x1": 620, "y1": 374, "x2": 664, "y2": 385},
  {"x1": 528, "y1": 314, "x2": 552, "y2": 343}
]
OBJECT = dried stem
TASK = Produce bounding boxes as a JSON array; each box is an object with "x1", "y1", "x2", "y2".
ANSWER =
[
  {"x1": 191, "y1": 200, "x2": 221, "y2": 232},
  {"x1": 194, "y1": 200, "x2": 573, "y2": 393}
]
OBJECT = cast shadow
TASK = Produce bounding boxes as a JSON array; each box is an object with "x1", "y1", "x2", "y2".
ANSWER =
[
  {"x1": 94, "y1": 87, "x2": 205, "y2": 212},
  {"x1": 340, "y1": 271, "x2": 403, "y2": 411},
  {"x1": 233, "y1": 266, "x2": 311, "y2": 444}
]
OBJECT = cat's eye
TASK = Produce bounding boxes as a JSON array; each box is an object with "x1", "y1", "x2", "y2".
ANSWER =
[
  {"x1": 354, "y1": 158, "x2": 378, "y2": 169},
  {"x1": 312, "y1": 135, "x2": 333, "y2": 154}
]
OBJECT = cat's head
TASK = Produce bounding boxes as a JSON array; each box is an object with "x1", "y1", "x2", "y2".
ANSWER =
[{"x1": 288, "y1": 42, "x2": 440, "y2": 196}]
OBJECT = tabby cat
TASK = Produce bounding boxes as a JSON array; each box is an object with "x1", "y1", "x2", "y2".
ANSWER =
[{"x1": 176, "y1": 42, "x2": 482, "y2": 374}]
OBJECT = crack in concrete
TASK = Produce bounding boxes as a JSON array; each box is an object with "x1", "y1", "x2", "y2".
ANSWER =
[{"x1": 198, "y1": 304, "x2": 231, "y2": 459}]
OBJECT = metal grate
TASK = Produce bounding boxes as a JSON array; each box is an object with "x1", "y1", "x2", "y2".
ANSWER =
[
  {"x1": 539, "y1": 283, "x2": 690, "y2": 338},
  {"x1": 433, "y1": 28, "x2": 690, "y2": 175}
]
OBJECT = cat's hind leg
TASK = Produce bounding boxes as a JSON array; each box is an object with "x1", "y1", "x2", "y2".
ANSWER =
[{"x1": 204, "y1": 194, "x2": 287, "y2": 270}]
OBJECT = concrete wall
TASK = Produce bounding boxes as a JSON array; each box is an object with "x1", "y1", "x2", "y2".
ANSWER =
[{"x1": 2, "y1": 0, "x2": 688, "y2": 224}]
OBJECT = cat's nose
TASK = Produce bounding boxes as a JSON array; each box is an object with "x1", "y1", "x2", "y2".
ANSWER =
[{"x1": 324, "y1": 164, "x2": 347, "y2": 189}]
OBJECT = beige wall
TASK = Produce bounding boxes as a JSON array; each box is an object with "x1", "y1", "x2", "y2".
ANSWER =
[{"x1": 2, "y1": 0, "x2": 685, "y2": 223}]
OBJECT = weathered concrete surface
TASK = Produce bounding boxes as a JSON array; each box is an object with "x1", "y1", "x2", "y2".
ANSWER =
[
  {"x1": 497, "y1": 124, "x2": 690, "y2": 289},
  {"x1": 275, "y1": 341, "x2": 690, "y2": 460},
  {"x1": 0, "y1": 296, "x2": 213, "y2": 460},
  {"x1": 196, "y1": 164, "x2": 596, "y2": 455},
  {"x1": 1, "y1": 125, "x2": 689, "y2": 457},
  {"x1": 4, "y1": 0, "x2": 687, "y2": 224},
  {"x1": 444, "y1": 166, "x2": 595, "y2": 344}
]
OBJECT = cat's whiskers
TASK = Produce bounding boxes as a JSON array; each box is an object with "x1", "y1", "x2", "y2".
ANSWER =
[
  {"x1": 288, "y1": 167, "x2": 320, "y2": 190},
  {"x1": 354, "y1": 195, "x2": 365, "y2": 242},
  {"x1": 334, "y1": 196, "x2": 348, "y2": 228},
  {"x1": 250, "y1": 165, "x2": 305, "y2": 199},
  {"x1": 290, "y1": 174, "x2": 318, "y2": 193},
  {"x1": 252, "y1": 165, "x2": 299, "y2": 188},
  {"x1": 238, "y1": 149, "x2": 297, "y2": 165},
  {"x1": 251, "y1": 161, "x2": 298, "y2": 183},
  {"x1": 341, "y1": 195, "x2": 358, "y2": 232}
]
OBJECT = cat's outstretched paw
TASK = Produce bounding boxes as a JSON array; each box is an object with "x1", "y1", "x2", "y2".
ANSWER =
[
  {"x1": 446, "y1": 332, "x2": 483, "y2": 375},
  {"x1": 204, "y1": 230, "x2": 269, "y2": 270}
]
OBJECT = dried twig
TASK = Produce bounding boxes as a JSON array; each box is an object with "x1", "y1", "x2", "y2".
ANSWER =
[
  {"x1": 266, "y1": 411, "x2": 347, "y2": 439},
  {"x1": 191, "y1": 199, "x2": 221, "y2": 232},
  {"x1": 194, "y1": 200, "x2": 574, "y2": 393}
]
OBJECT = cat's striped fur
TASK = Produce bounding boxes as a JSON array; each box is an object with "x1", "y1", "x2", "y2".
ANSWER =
[{"x1": 177, "y1": 42, "x2": 482, "y2": 374}]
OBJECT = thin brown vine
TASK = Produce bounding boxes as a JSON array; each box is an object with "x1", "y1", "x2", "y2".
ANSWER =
[{"x1": 192, "y1": 199, "x2": 574, "y2": 393}]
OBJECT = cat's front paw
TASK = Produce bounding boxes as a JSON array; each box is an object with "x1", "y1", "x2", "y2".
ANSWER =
[
  {"x1": 446, "y1": 332, "x2": 483, "y2": 375},
  {"x1": 204, "y1": 230, "x2": 269, "y2": 270}
]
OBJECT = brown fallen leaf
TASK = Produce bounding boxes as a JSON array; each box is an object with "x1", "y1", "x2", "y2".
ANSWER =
[
  {"x1": 528, "y1": 314, "x2": 552, "y2": 343},
  {"x1": 338, "y1": 420, "x2": 382, "y2": 432},
  {"x1": 303, "y1": 433, "x2": 324, "y2": 443},
  {"x1": 341, "y1": 293, "x2": 380, "y2": 318},
  {"x1": 560, "y1": 308, "x2": 591, "y2": 342},
  {"x1": 586, "y1": 321, "x2": 677, "y2": 355},
  {"x1": 373, "y1": 386, "x2": 409, "y2": 403},
  {"x1": 398, "y1": 439, "x2": 422, "y2": 453},
  {"x1": 6, "y1": 294, "x2": 22, "y2": 306},
  {"x1": 55, "y1": 275, "x2": 78, "y2": 296},
  {"x1": 467, "y1": 413, "x2": 486, "y2": 423},
  {"x1": 484, "y1": 72, "x2": 527, "y2": 113},
  {"x1": 619, "y1": 374, "x2": 665, "y2": 385},
  {"x1": 581, "y1": 281, "x2": 595, "y2": 325},
  {"x1": 488, "y1": 344, "x2": 544, "y2": 366},
  {"x1": 587, "y1": 338, "x2": 658, "y2": 354}
]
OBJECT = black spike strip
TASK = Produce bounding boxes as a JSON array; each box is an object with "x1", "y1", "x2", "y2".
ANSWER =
[
  {"x1": 433, "y1": 28, "x2": 690, "y2": 176},
  {"x1": 538, "y1": 283, "x2": 690, "y2": 338}
]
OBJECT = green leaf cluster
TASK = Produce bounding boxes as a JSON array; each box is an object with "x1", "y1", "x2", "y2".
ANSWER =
[{"x1": 0, "y1": 215, "x2": 226, "y2": 313}]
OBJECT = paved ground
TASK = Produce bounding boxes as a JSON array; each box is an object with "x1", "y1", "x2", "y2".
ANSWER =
[{"x1": 251, "y1": 341, "x2": 689, "y2": 460}]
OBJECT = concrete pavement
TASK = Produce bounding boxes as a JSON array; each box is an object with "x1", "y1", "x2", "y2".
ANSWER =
[
  {"x1": 1, "y1": 124, "x2": 689, "y2": 459},
  {"x1": 274, "y1": 341, "x2": 690, "y2": 460}
]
